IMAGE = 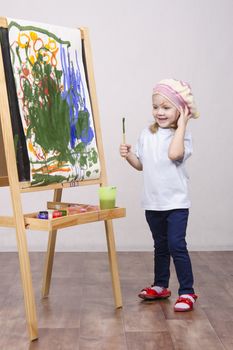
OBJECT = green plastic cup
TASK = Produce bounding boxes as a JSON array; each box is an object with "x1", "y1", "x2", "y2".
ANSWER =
[{"x1": 98, "y1": 186, "x2": 117, "y2": 209}]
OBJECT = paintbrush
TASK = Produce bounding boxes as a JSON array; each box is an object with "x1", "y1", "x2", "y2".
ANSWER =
[{"x1": 122, "y1": 117, "x2": 126, "y2": 144}]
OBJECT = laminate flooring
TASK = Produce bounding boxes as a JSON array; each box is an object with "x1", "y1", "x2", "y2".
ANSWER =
[{"x1": 0, "y1": 251, "x2": 233, "y2": 350}]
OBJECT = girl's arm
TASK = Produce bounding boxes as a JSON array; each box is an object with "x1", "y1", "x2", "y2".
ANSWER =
[
  {"x1": 119, "y1": 144, "x2": 143, "y2": 171},
  {"x1": 168, "y1": 106, "x2": 191, "y2": 161}
]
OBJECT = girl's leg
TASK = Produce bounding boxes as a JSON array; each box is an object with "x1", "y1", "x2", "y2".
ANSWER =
[
  {"x1": 145, "y1": 210, "x2": 170, "y2": 288},
  {"x1": 167, "y1": 209, "x2": 194, "y2": 295}
]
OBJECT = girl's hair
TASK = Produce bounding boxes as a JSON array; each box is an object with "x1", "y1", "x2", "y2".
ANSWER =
[{"x1": 149, "y1": 122, "x2": 159, "y2": 133}]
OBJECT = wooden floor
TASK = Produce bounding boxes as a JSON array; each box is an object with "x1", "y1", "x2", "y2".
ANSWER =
[{"x1": 0, "y1": 251, "x2": 233, "y2": 350}]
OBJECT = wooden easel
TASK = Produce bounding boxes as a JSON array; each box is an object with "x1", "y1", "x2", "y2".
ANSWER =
[{"x1": 0, "y1": 17, "x2": 125, "y2": 341}]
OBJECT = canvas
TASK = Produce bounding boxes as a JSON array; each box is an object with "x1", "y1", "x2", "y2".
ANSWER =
[{"x1": 7, "y1": 18, "x2": 101, "y2": 186}]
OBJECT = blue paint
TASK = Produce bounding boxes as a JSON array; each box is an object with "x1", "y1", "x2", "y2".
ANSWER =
[
  {"x1": 37, "y1": 211, "x2": 48, "y2": 219},
  {"x1": 60, "y1": 45, "x2": 94, "y2": 148}
]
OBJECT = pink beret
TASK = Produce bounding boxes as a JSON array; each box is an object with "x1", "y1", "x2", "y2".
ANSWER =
[{"x1": 153, "y1": 79, "x2": 199, "y2": 118}]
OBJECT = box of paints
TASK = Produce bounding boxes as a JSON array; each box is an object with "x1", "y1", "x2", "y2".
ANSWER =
[{"x1": 37, "y1": 204, "x2": 100, "y2": 219}]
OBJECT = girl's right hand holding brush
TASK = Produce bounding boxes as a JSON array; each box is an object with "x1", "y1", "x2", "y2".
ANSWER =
[
  {"x1": 119, "y1": 144, "x2": 143, "y2": 170},
  {"x1": 119, "y1": 144, "x2": 131, "y2": 158}
]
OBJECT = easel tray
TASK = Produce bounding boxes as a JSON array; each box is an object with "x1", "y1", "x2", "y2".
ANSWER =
[{"x1": 24, "y1": 206, "x2": 126, "y2": 231}]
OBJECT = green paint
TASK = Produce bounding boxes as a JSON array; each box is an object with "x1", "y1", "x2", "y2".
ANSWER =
[
  {"x1": 75, "y1": 110, "x2": 89, "y2": 140},
  {"x1": 73, "y1": 145, "x2": 98, "y2": 170},
  {"x1": 8, "y1": 21, "x2": 71, "y2": 47},
  {"x1": 24, "y1": 62, "x2": 71, "y2": 160},
  {"x1": 31, "y1": 173, "x2": 67, "y2": 186},
  {"x1": 75, "y1": 142, "x2": 85, "y2": 153}
]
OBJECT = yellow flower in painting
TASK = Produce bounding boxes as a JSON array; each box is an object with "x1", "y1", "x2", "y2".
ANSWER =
[
  {"x1": 29, "y1": 55, "x2": 35, "y2": 65},
  {"x1": 17, "y1": 33, "x2": 30, "y2": 48},
  {"x1": 30, "y1": 32, "x2": 38, "y2": 41},
  {"x1": 45, "y1": 38, "x2": 57, "y2": 52}
]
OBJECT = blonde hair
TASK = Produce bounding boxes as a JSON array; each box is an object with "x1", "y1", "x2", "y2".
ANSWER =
[{"x1": 149, "y1": 122, "x2": 159, "y2": 133}]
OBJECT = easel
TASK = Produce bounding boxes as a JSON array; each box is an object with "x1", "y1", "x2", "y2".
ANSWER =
[{"x1": 0, "y1": 17, "x2": 125, "y2": 341}]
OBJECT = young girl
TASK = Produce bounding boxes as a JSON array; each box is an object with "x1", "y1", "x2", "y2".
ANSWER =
[{"x1": 120, "y1": 79, "x2": 199, "y2": 312}]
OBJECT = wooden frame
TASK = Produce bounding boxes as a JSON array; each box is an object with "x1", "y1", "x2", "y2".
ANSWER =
[{"x1": 0, "y1": 19, "x2": 125, "y2": 341}]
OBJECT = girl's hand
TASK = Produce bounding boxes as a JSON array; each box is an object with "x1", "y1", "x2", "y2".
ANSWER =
[
  {"x1": 119, "y1": 144, "x2": 131, "y2": 158},
  {"x1": 177, "y1": 106, "x2": 191, "y2": 128}
]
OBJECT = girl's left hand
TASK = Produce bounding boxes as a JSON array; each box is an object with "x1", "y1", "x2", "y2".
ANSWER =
[{"x1": 177, "y1": 106, "x2": 191, "y2": 128}]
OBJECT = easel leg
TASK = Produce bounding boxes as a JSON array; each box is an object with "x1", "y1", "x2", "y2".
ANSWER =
[
  {"x1": 0, "y1": 45, "x2": 38, "y2": 340},
  {"x1": 15, "y1": 223, "x2": 38, "y2": 341},
  {"x1": 104, "y1": 220, "x2": 123, "y2": 308},
  {"x1": 41, "y1": 189, "x2": 62, "y2": 298},
  {"x1": 41, "y1": 229, "x2": 57, "y2": 297}
]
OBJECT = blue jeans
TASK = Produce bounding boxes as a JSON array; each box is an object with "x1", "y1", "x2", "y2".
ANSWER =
[{"x1": 145, "y1": 209, "x2": 194, "y2": 295}]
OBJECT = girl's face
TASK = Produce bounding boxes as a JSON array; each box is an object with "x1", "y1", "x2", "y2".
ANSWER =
[{"x1": 152, "y1": 94, "x2": 180, "y2": 128}]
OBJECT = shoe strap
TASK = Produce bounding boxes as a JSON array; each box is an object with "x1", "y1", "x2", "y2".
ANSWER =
[{"x1": 176, "y1": 296, "x2": 194, "y2": 307}]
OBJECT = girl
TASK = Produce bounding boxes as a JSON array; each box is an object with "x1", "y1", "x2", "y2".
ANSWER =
[{"x1": 120, "y1": 79, "x2": 199, "y2": 312}]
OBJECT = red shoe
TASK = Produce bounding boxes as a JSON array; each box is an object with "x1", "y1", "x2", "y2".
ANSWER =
[
  {"x1": 174, "y1": 294, "x2": 198, "y2": 312},
  {"x1": 138, "y1": 286, "x2": 171, "y2": 300}
]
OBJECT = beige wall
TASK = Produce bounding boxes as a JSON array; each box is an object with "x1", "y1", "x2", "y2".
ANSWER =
[{"x1": 0, "y1": 0, "x2": 233, "y2": 251}]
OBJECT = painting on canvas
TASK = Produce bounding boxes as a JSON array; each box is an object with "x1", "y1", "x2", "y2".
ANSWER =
[{"x1": 7, "y1": 19, "x2": 100, "y2": 186}]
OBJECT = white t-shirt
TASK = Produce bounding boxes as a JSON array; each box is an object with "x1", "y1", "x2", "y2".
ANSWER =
[{"x1": 135, "y1": 127, "x2": 193, "y2": 210}]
